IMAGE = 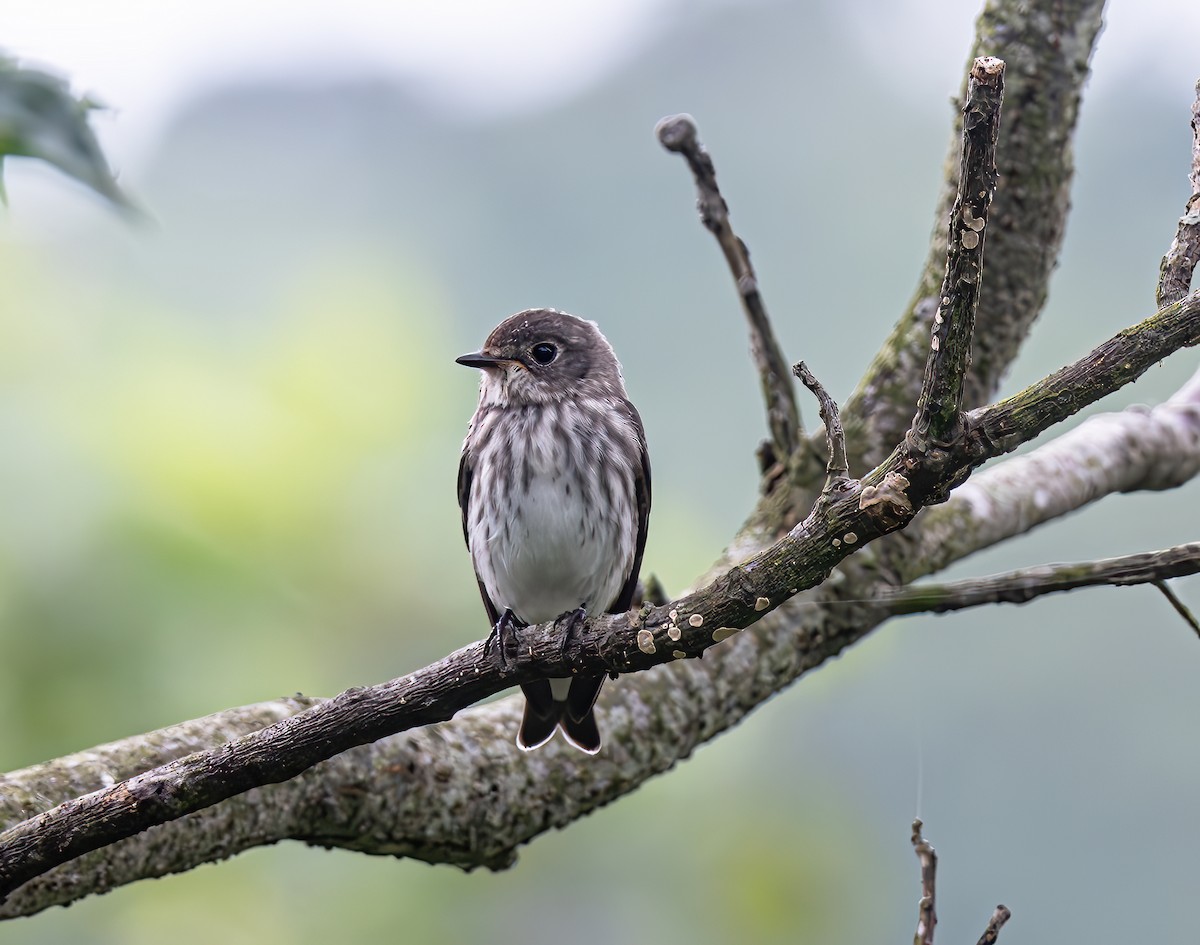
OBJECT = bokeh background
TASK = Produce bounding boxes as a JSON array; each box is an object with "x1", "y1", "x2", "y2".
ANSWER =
[{"x1": 3, "y1": 1, "x2": 1199, "y2": 942}]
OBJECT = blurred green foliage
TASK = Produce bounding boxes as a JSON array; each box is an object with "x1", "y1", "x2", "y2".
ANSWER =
[
  {"x1": 0, "y1": 56, "x2": 133, "y2": 210},
  {"x1": 0, "y1": 246, "x2": 479, "y2": 762}
]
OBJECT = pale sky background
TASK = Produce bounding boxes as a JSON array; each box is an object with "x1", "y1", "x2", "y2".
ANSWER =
[{"x1": 5, "y1": 0, "x2": 1200, "y2": 172}]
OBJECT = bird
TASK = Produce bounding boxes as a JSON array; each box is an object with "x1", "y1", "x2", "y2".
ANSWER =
[{"x1": 456, "y1": 308, "x2": 651, "y2": 753}]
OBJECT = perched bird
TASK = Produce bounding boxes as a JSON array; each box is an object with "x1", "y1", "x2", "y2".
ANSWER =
[{"x1": 457, "y1": 308, "x2": 651, "y2": 753}]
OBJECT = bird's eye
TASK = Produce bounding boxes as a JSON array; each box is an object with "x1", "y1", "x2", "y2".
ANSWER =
[{"x1": 530, "y1": 342, "x2": 558, "y2": 365}]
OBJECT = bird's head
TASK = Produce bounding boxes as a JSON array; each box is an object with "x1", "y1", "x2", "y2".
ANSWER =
[{"x1": 456, "y1": 308, "x2": 627, "y2": 406}]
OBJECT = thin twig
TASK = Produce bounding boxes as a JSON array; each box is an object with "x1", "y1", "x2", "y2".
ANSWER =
[
  {"x1": 656, "y1": 113, "x2": 802, "y2": 465},
  {"x1": 912, "y1": 819, "x2": 938, "y2": 945},
  {"x1": 793, "y1": 361, "x2": 850, "y2": 491},
  {"x1": 911, "y1": 57, "x2": 1005, "y2": 446},
  {"x1": 975, "y1": 905, "x2": 1012, "y2": 945},
  {"x1": 1157, "y1": 79, "x2": 1200, "y2": 308},
  {"x1": 1153, "y1": 580, "x2": 1200, "y2": 638},
  {"x1": 881, "y1": 543, "x2": 1200, "y2": 616}
]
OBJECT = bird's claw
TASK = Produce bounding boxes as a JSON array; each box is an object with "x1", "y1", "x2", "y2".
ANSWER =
[
  {"x1": 556, "y1": 604, "x2": 588, "y2": 662},
  {"x1": 486, "y1": 609, "x2": 522, "y2": 672}
]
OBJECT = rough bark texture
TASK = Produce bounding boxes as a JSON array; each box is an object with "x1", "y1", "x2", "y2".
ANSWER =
[
  {"x1": 845, "y1": 0, "x2": 1106, "y2": 469},
  {"x1": 912, "y1": 56, "x2": 1004, "y2": 446},
  {"x1": 910, "y1": 368, "x2": 1200, "y2": 580},
  {"x1": 883, "y1": 543, "x2": 1200, "y2": 615}
]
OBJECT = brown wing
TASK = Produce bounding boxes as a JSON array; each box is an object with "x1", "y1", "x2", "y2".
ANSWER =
[
  {"x1": 610, "y1": 398, "x2": 652, "y2": 615},
  {"x1": 457, "y1": 446, "x2": 501, "y2": 627}
]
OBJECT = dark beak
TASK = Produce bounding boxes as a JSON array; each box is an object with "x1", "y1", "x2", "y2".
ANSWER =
[{"x1": 455, "y1": 351, "x2": 503, "y2": 369}]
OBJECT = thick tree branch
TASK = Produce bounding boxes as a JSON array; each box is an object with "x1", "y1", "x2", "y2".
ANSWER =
[
  {"x1": 912, "y1": 57, "x2": 1004, "y2": 446},
  {"x1": 880, "y1": 543, "x2": 1200, "y2": 616},
  {"x1": 1157, "y1": 79, "x2": 1200, "y2": 309},
  {"x1": 845, "y1": 0, "x2": 1105, "y2": 468},
  {"x1": 908, "y1": 363, "x2": 1200, "y2": 581},
  {"x1": 3, "y1": 282, "x2": 1197, "y2": 909},
  {"x1": 656, "y1": 113, "x2": 802, "y2": 469}
]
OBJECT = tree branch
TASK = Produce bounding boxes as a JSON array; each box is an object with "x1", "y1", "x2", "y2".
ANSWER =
[
  {"x1": 976, "y1": 906, "x2": 1013, "y2": 945},
  {"x1": 656, "y1": 113, "x2": 802, "y2": 469},
  {"x1": 912, "y1": 819, "x2": 938, "y2": 945},
  {"x1": 908, "y1": 362, "x2": 1200, "y2": 582},
  {"x1": 3, "y1": 278, "x2": 1197, "y2": 909},
  {"x1": 1157, "y1": 79, "x2": 1200, "y2": 309},
  {"x1": 880, "y1": 543, "x2": 1200, "y2": 616},
  {"x1": 845, "y1": 0, "x2": 1106, "y2": 468},
  {"x1": 911, "y1": 57, "x2": 1004, "y2": 446},
  {"x1": 1153, "y1": 580, "x2": 1200, "y2": 638},
  {"x1": 912, "y1": 820, "x2": 1012, "y2": 945},
  {"x1": 793, "y1": 360, "x2": 849, "y2": 490}
]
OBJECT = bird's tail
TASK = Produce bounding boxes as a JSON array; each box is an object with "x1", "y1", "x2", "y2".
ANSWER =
[{"x1": 517, "y1": 676, "x2": 604, "y2": 754}]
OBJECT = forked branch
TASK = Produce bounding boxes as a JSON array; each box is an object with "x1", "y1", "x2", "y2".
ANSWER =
[{"x1": 912, "y1": 820, "x2": 1011, "y2": 945}]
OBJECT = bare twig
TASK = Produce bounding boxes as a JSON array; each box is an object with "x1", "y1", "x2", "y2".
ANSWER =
[
  {"x1": 912, "y1": 819, "x2": 938, "y2": 945},
  {"x1": 913, "y1": 821, "x2": 1013, "y2": 945},
  {"x1": 975, "y1": 905, "x2": 1012, "y2": 945},
  {"x1": 793, "y1": 360, "x2": 850, "y2": 491},
  {"x1": 880, "y1": 543, "x2": 1200, "y2": 616},
  {"x1": 912, "y1": 57, "x2": 1005, "y2": 446},
  {"x1": 1153, "y1": 580, "x2": 1200, "y2": 638},
  {"x1": 656, "y1": 113, "x2": 801, "y2": 465},
  {"x1": 1157, "y1": 79, "x2": 1200, "y2": 308}
]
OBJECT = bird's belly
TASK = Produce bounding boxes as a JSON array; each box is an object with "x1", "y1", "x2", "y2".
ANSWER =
[{"x1": 487, "y1": 474, "x2": 628, "y2": 624}]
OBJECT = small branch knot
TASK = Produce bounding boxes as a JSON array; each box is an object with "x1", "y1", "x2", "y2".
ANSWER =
[
  {"x1": 655, "y1": 113, "x2": 698, "y2": 152},
  {"x1": 972, "y1": 56, "x2": 1006, "y2": 82}
]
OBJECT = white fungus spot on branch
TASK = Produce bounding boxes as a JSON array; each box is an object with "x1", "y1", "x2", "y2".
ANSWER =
[
  {"x1": 962, "y1": 206, "x2": 986, "y2": 232},
  {"x1": 859, "y1": 472, "x2": 913, "y2": 513},
  {"x1": 755, "y1": 596, "x2": 770, "y2": 612},
  {"x1": 637, "y1": 629, "x2": 656, "y2": 654}
]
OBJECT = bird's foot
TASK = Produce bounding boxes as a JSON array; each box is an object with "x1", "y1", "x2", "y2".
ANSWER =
[
  {"x1": 486, "y1": 609, "x2": 522, "y2": 672},
  {"x1": 556, "y1": 604, "x2": 588, "y2": 663}
]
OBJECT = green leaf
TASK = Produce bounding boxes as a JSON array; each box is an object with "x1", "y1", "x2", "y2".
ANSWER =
[{"x1": 0, "y1": 55, "x2": 136, "y2": 212}]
